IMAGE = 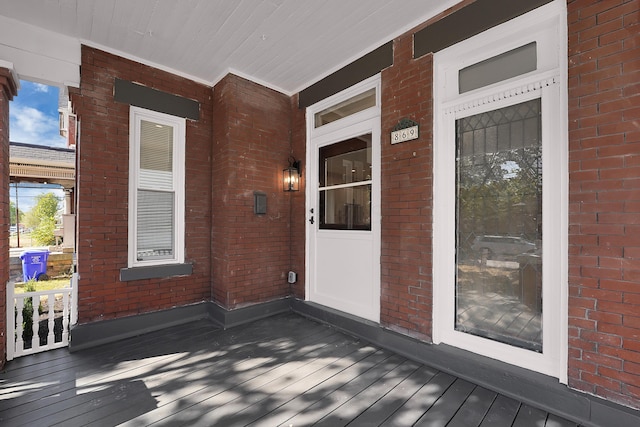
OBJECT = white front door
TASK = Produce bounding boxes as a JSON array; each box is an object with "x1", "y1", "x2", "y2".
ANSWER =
[{"x1": 306, "y1": 77, "x2": 381, "y2": 322}]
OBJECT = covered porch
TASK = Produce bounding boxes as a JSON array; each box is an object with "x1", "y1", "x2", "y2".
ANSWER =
[
  {"x1": 1, "y1": 0, "x2": 640, "y2": 425},
  {"x1": 0, "y1": 311, "x2": 578, "y2": 426}
]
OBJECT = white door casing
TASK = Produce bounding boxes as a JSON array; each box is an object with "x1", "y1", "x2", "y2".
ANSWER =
[{"x1": 306, "y1": 76, "x2": 381, "y2": 323}]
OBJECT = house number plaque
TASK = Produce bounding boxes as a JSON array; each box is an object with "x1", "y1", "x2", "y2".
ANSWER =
[{"x1": 390, "y1": 118, "x2": 419, "y2": 144}]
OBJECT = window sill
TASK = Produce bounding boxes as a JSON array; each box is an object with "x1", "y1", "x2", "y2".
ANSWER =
[{"x1": 120, "y1": 263, "x2": 193, "y2": 281}]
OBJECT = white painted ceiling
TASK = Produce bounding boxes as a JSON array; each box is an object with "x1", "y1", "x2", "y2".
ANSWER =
[{"x1": 0, "y1": 0, "x2": 460, "y2": 94}]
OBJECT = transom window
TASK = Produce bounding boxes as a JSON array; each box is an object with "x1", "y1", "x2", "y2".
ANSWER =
[{"x1": 314, "y1": 88, "x2": 376, "y2": 128}]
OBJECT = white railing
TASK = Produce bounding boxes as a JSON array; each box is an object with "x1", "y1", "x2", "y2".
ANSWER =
[{"x1": 6, "y1": 281, "x2": 73, "y2": 361}]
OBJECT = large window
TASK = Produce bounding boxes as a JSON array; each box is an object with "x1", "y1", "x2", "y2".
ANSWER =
[
  {"x1": 128, "y1": 107, "x2": 185, "y2": 267},
  {"x1": 456, "y1": 98, "x2": 543, "y2": 352},
  {"x1": 433, "y1": 2, "x2": 567, "y2": 380}
]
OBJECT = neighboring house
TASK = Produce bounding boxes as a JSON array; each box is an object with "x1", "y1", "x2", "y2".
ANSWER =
[
  {"x1": 9, "y1": 141, "x2": 76, "y2": 249},
  {"x1": 0, "y1": 0, "x2": 638, "y2": 424},
  {"x1": 58, "y1": 86, "x2": 78, "y2": 150},
  {"x1": 9, "y1": 142, "x2": 75, "y2": 186}
]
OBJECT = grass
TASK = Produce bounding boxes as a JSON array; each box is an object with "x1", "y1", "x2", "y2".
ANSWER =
[
  {"x1": 9, "y1": 231, "x2": 37, "y2": 248},
  {"x1": 14, "y1": 278, "x2": 71, "y2": 294}
]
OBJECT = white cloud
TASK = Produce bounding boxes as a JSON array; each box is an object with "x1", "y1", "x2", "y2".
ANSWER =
[
  {"x1": 9, "y1": 104, "x2": 66, "y2": 147},
  {"x1": 31, "y1": 83, "x2": 49, "y2": 93}
]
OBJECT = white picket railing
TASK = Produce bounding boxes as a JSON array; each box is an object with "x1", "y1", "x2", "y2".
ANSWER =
[{"x1": 6, "y1": 279, "x2": 73, "y2": 361}]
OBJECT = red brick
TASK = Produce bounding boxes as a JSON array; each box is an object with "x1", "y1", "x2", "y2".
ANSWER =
[{"x1": 589, "y1": 310, "x2": 623, "y2": 325}]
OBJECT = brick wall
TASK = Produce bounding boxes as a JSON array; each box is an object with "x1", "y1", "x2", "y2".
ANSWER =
[
  {"x1": 68, "y1": 113, "x2": 77, "y2": 149},
  {"x1": 0, "y1": 67, "x2": 18, "y2": 367},
  {"x1": 70, "y1": 46, "x2": 213, "y2": 324},
  {"x1": 211, "y1": 74, "x2": 293, "y2": 309},
  {"x1": 379, "y1": 34, "x2": 434, "y2": 340},
  {"x1": 567, "y1": 0, "x2": 640, "y2": 408}
]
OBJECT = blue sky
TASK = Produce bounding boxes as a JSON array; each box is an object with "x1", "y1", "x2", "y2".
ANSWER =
[
  {"x1": 9, "y1": 80, "x2": 67, "y2": 215},
  {"x1": 10, "y1": 80, "x2": 67, "y2": 148}
]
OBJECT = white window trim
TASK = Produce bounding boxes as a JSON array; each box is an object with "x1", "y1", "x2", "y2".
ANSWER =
[
  {"x1": 433, "y1": 1, "x2": 568, "y2": 382},
  {"x1": 128, "y1": 106, "x2": 186, "y2": 268}
]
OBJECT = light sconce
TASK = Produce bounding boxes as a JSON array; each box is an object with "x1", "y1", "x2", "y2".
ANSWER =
[{"x1": 283, "y1": 156, "x2": 301, "y2": 192}]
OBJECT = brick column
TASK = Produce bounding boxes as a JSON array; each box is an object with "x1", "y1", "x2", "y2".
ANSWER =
[{"x1": 0, "y1": 67, "x2": 19, "y2": 368}]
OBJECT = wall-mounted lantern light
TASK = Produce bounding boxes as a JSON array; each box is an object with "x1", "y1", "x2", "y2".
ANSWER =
[{"x1": 283, "y1": 156, "x2": 301, "y2": 192}]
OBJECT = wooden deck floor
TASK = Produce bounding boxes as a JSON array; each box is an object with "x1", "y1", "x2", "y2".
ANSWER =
[{"x1": 0, "y1": 313, "x2": 579, "y2": 426}]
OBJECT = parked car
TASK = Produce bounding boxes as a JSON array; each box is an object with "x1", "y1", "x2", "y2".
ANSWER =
[{"x1": 471, "y1": 235, "x2": 536, "y2": 260}]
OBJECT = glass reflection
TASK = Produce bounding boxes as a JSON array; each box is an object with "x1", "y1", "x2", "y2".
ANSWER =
[
  {"x1": 455, "y1": 98, "x2": 543, "y2": 352},
  {"x1": 319, "y1": 135, "x2": 372, "y2": 230}
]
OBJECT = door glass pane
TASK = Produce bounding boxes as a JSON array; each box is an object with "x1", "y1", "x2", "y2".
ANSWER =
[
  {"x1": 319, "y1": 134, "x2": 372, "y2": 230},
  {"x1": 320, "y1": 185, "x2": 371, "y2": 230},
  {"x1": 455, "y1": 98, "x2": 542, "y2": 352}
]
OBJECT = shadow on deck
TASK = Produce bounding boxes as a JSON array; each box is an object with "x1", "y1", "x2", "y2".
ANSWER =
[{"x1": 0, "y1": 312, "x2": 581, "y2": 426}]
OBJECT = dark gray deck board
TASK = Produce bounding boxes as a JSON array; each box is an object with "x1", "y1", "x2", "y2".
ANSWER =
[
  {"x1": 446, "y1": 385, "x2": 497, "y2": 427},
  {"x1": 248, "y1": 351, "x2": 401, "y2": 426},
  {"x1": 546, "y1": 413, "x2": 579, "y2": 427},
  {"x1": 155, "y1": 338, "x2": 373, "y2": 426},
  {"x1": 207, "y1": 349, "x2": 392, "y2": 426},
  {"x1": 380, "y1": 371, "x2": 457, "y2": 426},
  {"x1": 513, "y1": 403, "x2": 550, "y2": 427},
  {"x1": 119, "y1": 322, "x2": 348, "y2": 426},
  {"x1": 347, "y1": 364, "x2": 439, "y2": 426},
  {"x1": 479, "y1": 394, "x2": 522, "y2": 427},
  {"x1": 414, "y1": 378, "x2": 476, "y2": 426},
  {"x1": 309, "y1": 356, "x2": 413, "y2": 427},
  {"x1": 0, "y1": 312, "x2": 579, "y2": 426}
]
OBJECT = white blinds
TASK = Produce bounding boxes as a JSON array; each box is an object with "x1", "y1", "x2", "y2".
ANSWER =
[
  {"x1": 136, "y1": 120, "x2": 175, "y2": 261},
  {"x1": 137, "y1": 190, "x2": 174, "y2": 260}
]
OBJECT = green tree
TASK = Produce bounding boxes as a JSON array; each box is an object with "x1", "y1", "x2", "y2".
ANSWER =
[
  {"x1": 9, "y1": 200, "x2": 24, "y2": 226},
  {"x1": 29, "y1": 193, "x2": 61, "y2": 245}
]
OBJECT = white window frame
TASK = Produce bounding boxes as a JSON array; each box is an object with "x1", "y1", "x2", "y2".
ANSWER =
[
  {"x1": 128, "y1": 106, "x2": 186, "y2": 268},
  {"x1": 432, "y1": 1, "x2": 568, "y2": 382}
]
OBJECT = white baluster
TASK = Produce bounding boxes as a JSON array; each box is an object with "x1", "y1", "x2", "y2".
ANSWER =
[
  {"x1": 7, "y1": 284, "x2": 15, "y2": 361},
  {"x1": 48, "y1": 293, "x2": 55, "y2": 346},
  {"x1": 71, "y1": 273, "x2": 78, "y2": 326},
  {"x1": 16, "y1": 297, "x2": 24, "y2": 355},
  {"x1": 62, "y1": 292, "x2": 70, "y2": 345},
  {"x1": 31, "y1": 295, "x2": 40, "y2": 352}
]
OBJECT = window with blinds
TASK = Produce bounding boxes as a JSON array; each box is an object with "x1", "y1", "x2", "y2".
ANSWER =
[{"x1": 129, "y1": 107, "x2": 185, "y2": 267}]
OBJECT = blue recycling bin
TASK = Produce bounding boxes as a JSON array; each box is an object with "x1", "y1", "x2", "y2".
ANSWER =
[{"x1": 20, "y1": 250, "x2": 50, "y2": 281}]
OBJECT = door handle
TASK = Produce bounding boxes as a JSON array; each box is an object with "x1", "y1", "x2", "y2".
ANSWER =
[{"x1": 309, "y1": 216, "x2": 314, "y2": 224}]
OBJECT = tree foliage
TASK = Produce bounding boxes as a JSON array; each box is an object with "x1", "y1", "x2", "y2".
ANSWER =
[
  {"x1": 32, "y1": 193, "x2": 60, "y2": 220},
  {"x1": 9, "y1": 200, "x2": 24, "y2": 226},
  {"x1": 30, "y1": 193, "x2": 61, "y2": 245}
]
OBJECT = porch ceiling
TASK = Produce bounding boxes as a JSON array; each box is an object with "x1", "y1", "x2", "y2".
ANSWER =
[{"x1": 0, "y1": 0, "x2": 460, "y2": 94}]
